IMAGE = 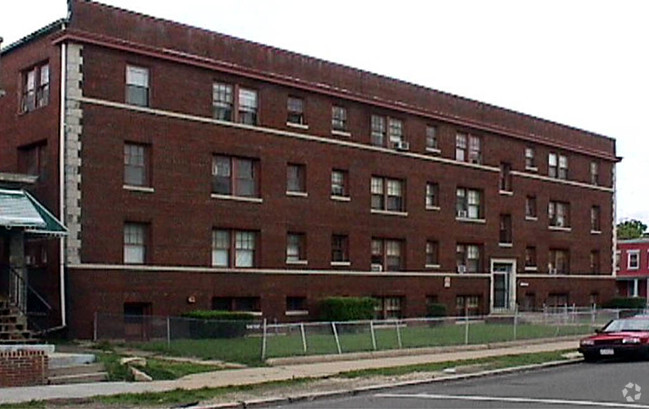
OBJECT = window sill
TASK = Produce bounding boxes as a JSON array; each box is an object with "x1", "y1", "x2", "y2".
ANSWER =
[
  {"x1": 123, "y1": 185, "x2": 154, "y2": 193},
  {"x1": 331, "y1": 195, "x2": 351, "y2": 202},
  {"x1": 456, "y1": 217, "x2": 486, "y2": 224},
  {"x1": 286, "y1": 310, "x2": 309, "y2": 316},
  {"x1": 548, "y1": 225, "x2": 572, "y2": 232},
  {"x1": 286, "y1": 191, "x2": 308, "y2": 198},
  {"x1": 248, "y1": 311, "x2": 263, "y2": 317},
  {"x1": 371, "y1": 209, "x2": 408, "y2": 217},
  {"x1": 286, "y1": 260, "x2": 308, "y2": 265},
  {"x1": 524, "y1": 266, "x2": 538, "y2": 272},
  {"x1": 590, "y1": 230, "x2": 602, "y2": 235},
  {"x1": 525, "y1": 216, "x2": 538, "y2": 221},
  {"x1": 525, "y1": 166, "x2": 538, "y2": 172},
  {"x1": 332, "y1": 130, "x2": 352, "y2": 138},
  {"x1": 331, "y1": 261, "x2": 351, "y2": 267},
  {"x1": 211, "y1": 194, "x2": 263, "y2": 203},
  {"x1": 498, "y1": 242, "x2": 513, "y2": 248},
  {"x1": 286, "y1": 122, "x2": 309, "y2": 130},
  {"x1": 425, "y1": 264, "x2": 441, "y2": 269},
  {"x1": 499, "y1": 190, "x2": 514, "y2": 196},
  {"x1": 425, "y1": 147, "x2": 441, "y2": 154},
  {"x1": 425, "y1": 206, "x2": 441, "y2": 211}
]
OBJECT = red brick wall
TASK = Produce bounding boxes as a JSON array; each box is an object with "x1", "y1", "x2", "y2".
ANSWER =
[{"x1": 0, "y1": 350, "x2": 48, "y2": 387}]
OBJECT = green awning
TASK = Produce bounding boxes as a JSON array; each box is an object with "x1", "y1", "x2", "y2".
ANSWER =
[{"x1": 0, "y1": 189, "x2": 67, "y2": 236}]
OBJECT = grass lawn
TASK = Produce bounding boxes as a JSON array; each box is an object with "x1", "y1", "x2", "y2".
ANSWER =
[{"x1": 126, "y1": 321, "x2": 592, "y2": 366}]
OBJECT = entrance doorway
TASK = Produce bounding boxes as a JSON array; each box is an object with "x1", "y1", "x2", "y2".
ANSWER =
[{"x1": 490, "y1": 259, "x2": 516, "y2": 312}]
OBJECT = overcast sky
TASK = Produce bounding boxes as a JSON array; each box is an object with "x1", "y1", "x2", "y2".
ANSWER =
[{"x1": 1, "y1": 1, "x2": 647, "y2": 223}]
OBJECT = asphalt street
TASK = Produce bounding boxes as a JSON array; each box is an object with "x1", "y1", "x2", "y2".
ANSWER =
[{"x1": 271, "y1": 361, "x2": 649, "y2": 409}]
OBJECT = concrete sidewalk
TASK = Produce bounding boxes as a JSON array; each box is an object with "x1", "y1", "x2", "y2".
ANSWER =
[{"x1": 0, "y1": 338, "x2": 579, "y2": 404}]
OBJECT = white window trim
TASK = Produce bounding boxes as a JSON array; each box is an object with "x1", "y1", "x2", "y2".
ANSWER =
[
  {"x1": 286, "y1": 122, "x2": 309, "y2": 130},
  {"x1": 331, "y1": 261, "x2": 351, "y2": 267},
  {"x1": 525, "y1": 166, "x2": 538, "y2": 172},
  {"x1": 590, "y1": 230, "x2": 602, "y2": 235},
  {"x1": 425, "y1": 263, "x2": 441, "y2": 269},
  {"x1": 425, "y1": 147, "x2": 441, "y2": 154},
  {"x1": 285, "y1": 310, "x2": 309, "y2": 316},
  {"x1": 286, "y1": 191, "x2": 308, "y2": 198},
  {"x1": 524, "y1": 266, "x2": 538, "y2": 272},
  {"x1": 371, "y1": 209, "x2": 409, "y2": 217},
  {"x1": 286, "y1": 259, "x2": 308, "y2": 265},
  {"x1": 211, "y1": 193, "x2": 263, "y2": 203},
  {"x1": 498, "y1": 242, "x2": 513, "y2": 248},
  {"x1": 330, "y1": 195, "x2": 351, "y2": 202},
  {"x1": 123, "y1": 185, "x2": 154, "y2": 193},
  {"x1": 628, "y1": 250, "x2": 640, "y2": 270},
  {"x1": 456, "y1": 217, "x2": 487, "y2": 224},
  {"x1": 425, "y1": 205, "x2": 441, "y2": 211},
  {"x1": 548, "y1": 226, "x2": 572, "y2": 232},
  {"x1": 525, "y1": 216, "x2": 538, "y2": 221},
  {"x1": 499, "y1": 190, "x2": 514, "y2": 196},
  {"x1": 331, "y1": 130, "x2": 352, "y2": 138}
]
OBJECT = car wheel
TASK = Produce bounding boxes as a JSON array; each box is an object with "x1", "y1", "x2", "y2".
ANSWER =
[{"x1": 583, "y1": 353, "x2": 599, "y2": 363}]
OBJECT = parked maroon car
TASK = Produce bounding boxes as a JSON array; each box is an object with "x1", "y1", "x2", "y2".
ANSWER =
[{"x1": 579, "y1": 316, "x2": 649, "y2": 362}]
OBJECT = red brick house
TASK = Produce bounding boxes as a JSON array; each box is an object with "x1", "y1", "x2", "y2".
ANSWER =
[
  {"x1": 616, "y1": 239, "x2": 649, "y2": 300},
  {"x1": 0, "y1": 1, "x2": 620, "y2": 338}
]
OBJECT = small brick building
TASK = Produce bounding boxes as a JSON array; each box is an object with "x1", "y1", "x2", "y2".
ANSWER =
[
  {"x1": 0, "y1": 1, "x2": 620, "y2": 338},
  {"x1": 616, "y1": 238, "x2": 649, "y2": 300}
]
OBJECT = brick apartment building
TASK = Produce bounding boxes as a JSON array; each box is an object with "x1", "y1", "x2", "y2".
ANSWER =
[
  {"x1": 616, "y1": 239, "x2": 649, "y2": 300},
  {"x1": 0, "y1": 1, "x2": 619, "y2": 338}
]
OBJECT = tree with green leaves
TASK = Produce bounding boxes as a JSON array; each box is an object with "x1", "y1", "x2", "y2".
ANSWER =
[{"x1": 617, "y1": 219, "x2": 648, "y2": 239}]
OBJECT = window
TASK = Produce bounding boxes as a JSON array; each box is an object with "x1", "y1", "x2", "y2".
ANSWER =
[
  {"x1": 212, "y1": 82, "x2": 233, "y2": 121},
  {"x1": 287, "y1": 96, "x2": 305, "y2": 125},
  {"x1": 388, "y1": 118, "x2": 404, "y2": 146},
  {"x1": 124, "y1": 223, "x2": 148, "y2": 264},
  {"x1": 212, "y1": 229, "x2": 257, "y2": 267},
  {"x1": 212, "y1": 155, "x2": 258, "y2": 197},
  {"x1": 426, "y1": 241, "x2": 439, "y2": 266},
  {"x1": 456, "y1": 244, "x2": 481, "y2": 273},
  {"x1": 549, "y1": 153, "x2": 568, "y2": 179},
  {"x1": 21, "y1": 62, "x2": 49, "y2": 112},
  {"x1": 213, "y1": 296, "x2": 260, "y2": 313},
  {"x1": 374, "y1": 297, "x2": 403, "y2": 319},
  {"x1": 628, "y1": 250, "x2": 640, "y2": 270},
  {"x1": 456, "y1": 188, "x2": 482, "y2": 219},
  {"x1": 590, "y1": 250, "x2": 600, "y2": 274},
  {"x1": 590, "y1": 161, "x2": 599, "y2": 185},
  {"x1": 548, "y1": 201, "x2": 570, "y2": 228},
  {"x1": 591, "y1": 206, "x2": 601, "y2": 232},
  {"x1": 126, "y1": 65, "x2": 149, "y2": 107},
  {"x1": 286, "y1": 296, "x2": 307, "y2": 313},
  {"x1": 525, "y1": 147, "x2": 536, "y2": 169},
  {"x1": 525, "y1": 196, "x2": 537, "y2": 219},
  {"x1": 456, "y1": 295, "x2": 481, "y2": 316},
  {"x1": 287, "y1": 164, "x2": 306, "y2": 194},
  {"x1": 287, "y1": 233, "x2": 306, "y2": 263},
  {"x1": 124, "y1": 143, "x2": 150, "y2": 187},
  {"x1": 371, "y1": 116, "x2": 404, "y2": 147},
  {"x1": 371, "y1": 239, "x2": 403, "y2": 271},
  {"x1": 332, "y1": 106, "x2": 347, "y2": 132},
  {"x1": 371, "y1": 177, "x2": 405, "y2": 212},
  {"x1": 525, "y1": 247, "x2": 537, "y2": 269},
  {"x1": 455, "y1": 133, "x2": 481, "y2": 164},
  {"x1": 499, "y1": 162, "x2": 512, "y2": 191},
  {"x1": 615, "y1": 250, "x2": 621, "y2": 271},
  {"x1": 238, "y1": 88, "x2": 258, "y2": 125},
  {"x1": 426, "y1": 126, "x2": 439, "y2": 151},
  {"x1": 548, "y1": 249, "x2": 569, "y2": 274},
  {"x1": 331, "y1": 169, "x2": 348, "y2": 197},
  {"x1": 18, "y1": 141, "x2": 47, "y2": 179},
  {"x1": 331, "y1": 234, "x2": 349, "y2": 263},
  {"x1": 425, "y1": 182, "x2": 439, "y2": 209},
  {"x1": 499, "y1": 214, "x2": 512, "y2": 244},
  {"x1": 371, "y1": 115, "x2": 386, "y2": 146}
]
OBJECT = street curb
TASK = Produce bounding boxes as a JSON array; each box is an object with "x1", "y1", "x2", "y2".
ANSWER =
[{"x1": 191, "y1": 358, "x2": 582, "y2": 409}]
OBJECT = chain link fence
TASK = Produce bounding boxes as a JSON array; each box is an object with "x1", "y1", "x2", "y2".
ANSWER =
[{"x1": 93, "y1": 308, "x2": 643, "y2": 364}]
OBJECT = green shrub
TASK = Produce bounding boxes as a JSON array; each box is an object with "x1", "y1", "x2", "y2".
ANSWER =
[
  {"x1": 318, "y1": 297, "x2": 376, "y2": 321},
  {"x1": 602, "y1": 297, "x2": 647, "y2": 309},
  {"x1": 426, "y1": 303, "x2": 447, "y2": 317},
  {"x1": 182, "y1": 310, "x2": 254, "y2": 338}
]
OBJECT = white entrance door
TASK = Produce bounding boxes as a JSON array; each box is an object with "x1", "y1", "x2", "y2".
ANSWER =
[{"x1": 491, "y1": 259, "x2": 517, "y2": 312}]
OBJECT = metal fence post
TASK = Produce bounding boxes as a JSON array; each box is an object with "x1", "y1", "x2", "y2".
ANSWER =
[
  {"x1": 300, "y1": 323, "x2": 307, "y2": 353},
  {"x1": 464, "y1": 314, "x2": 469, "y2": 345},
  {"x1": 166, "y1": 316, "x2": 171, "y2": 348},
  {"x1": 395, "y1": 319, "x2": 402, "y2": 349},
  {"x1": 331, "y1": 322, "x2": 342, "y2": 354},
  {"x1": 261, "y1": 318, "x2": 268, "y2": 361},
  {"x1": 93, "y1": 311, "x2": 98, "y2": 342},
  {"x1": 370, "y1": 320, "x2": 377, "y2": 351},
  {"x1": 513, "y1": 306, "x2": 518, "y2": 341}
]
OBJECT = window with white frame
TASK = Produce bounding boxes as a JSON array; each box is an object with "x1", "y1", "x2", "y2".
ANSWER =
[
  {"x1": 287, "y1": 96, "x2": 305, "y2": 125},
  {"x1": 590, "y1": 161, "x2": 599, "y2": 185},
  {"x1": 426, "y1": 126, "x2": 439, "y2": 150},
  {"x1": 332, "y1": 106, "x2": 347, "y2": 132},
  {"x1": 124, "y1": 222, "x2": 148, "y2": 264},
  {"x1": 426, "y1": 182, "x2": 439, "y2": 208},
  {"x1": 388, "y1": 118, "x2": 404, "y2": 146},
  {"x1": 287, "y1": 163, "x2": 306, "y2": 193},
  {"x1": 591, "y1": 206, "x2": 601, "y2": 232},
  {"x1": 628, "y1": 250, "x2": 640, "y2": 270},
  {"x1": 371, "y1": 177, "x2": 404, "y2": 212},
  {"x1": 124, "y1": 143, "x2": 150, "y2": 187},
  {"x1": 558, "y1": 155, "x2": 568, "y2": 179},
  {"x1": 331, "y1": 169, "x2": 348, "y2": 197},
  {"x1": 331, "y1": 234, "x2": 349, "y2": 263},
  {"x1": 238, "y1": 88, "x2": 258, "y2": 125},
  {"x1": 549, "y1": 153, "x2": 568, "y2": 179},
  {"x1": 426, "y1": 240, "x2": 439, "y2": 266},
  {"x1": 456, "y1": 133, "x2": 481, "y2": 163},
  {"x1": 548, "y1": 201, "x2": 570, "y2": 228},
  {"x1": 548, "y1": 249, "x2": 569, "y2": 274},
  {"x1": 456, "y1": 244, "x2": 480, "y2": 273},
  {"x1": 287, "y1": 233, "x2": 306, "y2": 263},
  {"x1": 500, "y1": 162, "x2": 512, "y2": 191},
  {"x1": 212, "y1": 155, "x2": 259, "y2": 197},
  {"x1": 212, "y1": 229, "x2": 257, "y2": 267},
  {"x1": 456, "y1": 187, "x2": 482, "y2": 219},
  {"x1": 21, "y1": 62, "x2": 49, "y2": 112},
  {"x1": 525, "y1": 246, "x2": 536, "y2": 268},
  {"x1": 126, "y1": 65, "x2": 149, "y2": 107},
  {"x1": 525, "y1": 195, "x2": 537, "y2": 219},
  {"x1": 371, "y1": 239, "x2": 403, "y2": 271},
  {"x1": 212, "y1": 82, "x2": 233, "y2": 121},
  {"x1": 499, "y1": 214, "x2": 512, "y2": 244},
  {"x1": 371, "y1": 115, "x2": 386, "y2": 146},
  {"x1": 374, "y1": 296, "x2": 403, "y2": 319},
  {"x1": 525, "y1": 147, "x2": 536, "y2": 169}
]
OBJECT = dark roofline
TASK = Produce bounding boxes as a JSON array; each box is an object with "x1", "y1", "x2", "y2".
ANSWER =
[
  {"x1": 73, "y1": 1, "x2": 615, "y2": 144},
  {"x1": 0, "y1": 19, "x2": 67, "y2": 56}
]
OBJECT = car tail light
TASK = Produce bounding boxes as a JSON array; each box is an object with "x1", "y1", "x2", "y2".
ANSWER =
[
  {"x1": 580, "y1": 339, "x2": 595, "y2": 346},
  {"x1": 622, "y1": 337, "x2": 641, "y2": 344}
]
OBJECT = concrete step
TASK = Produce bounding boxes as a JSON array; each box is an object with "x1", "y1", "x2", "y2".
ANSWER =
[
  {"x1": 48, "y1": 371, "x2": 108, "y2": 385},
  {"x1": 48, "y1": 362, "x2": 105, "y2": 377},
  {"x1": 49, "y1": 352, "x2": 96, "y2": 369}
]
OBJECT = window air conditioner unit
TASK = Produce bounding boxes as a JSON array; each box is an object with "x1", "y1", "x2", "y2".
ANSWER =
[
  {"x1": 25, "y1": 255, "x2": 35, "y2": 266},
  {"x1": 457, "y1": 210, "x2": 468, "y2": 218},
  {"x1": 371, "y1": 263, "x2": 383, "y2": 272},
  {"x1": 549, "y1": 268, "x2": 557, "y2": 275},
  {"x1": 393, "y1": 141, "x2": 410, "y2": 151},
  {"x1": 457, "y1": 265, "x2": 467, "y2": 274}
]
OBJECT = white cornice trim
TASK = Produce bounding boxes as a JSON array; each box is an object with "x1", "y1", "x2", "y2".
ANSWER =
[
  {"x1": 511, "y1": 170, "x2": 614, "y2": 193},
  {"x1": 517, "y1": 274, "x2": 615, "y2": 279}
]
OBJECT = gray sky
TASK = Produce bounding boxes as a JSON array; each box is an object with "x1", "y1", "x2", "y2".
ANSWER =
[{"x1": 2, "y1": 0, "x2": 647, "y2": 223}]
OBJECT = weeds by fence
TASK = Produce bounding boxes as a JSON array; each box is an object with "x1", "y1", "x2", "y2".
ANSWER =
[{"x1": 94, "y1": 308, "x2": 640, "y2": 365}]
